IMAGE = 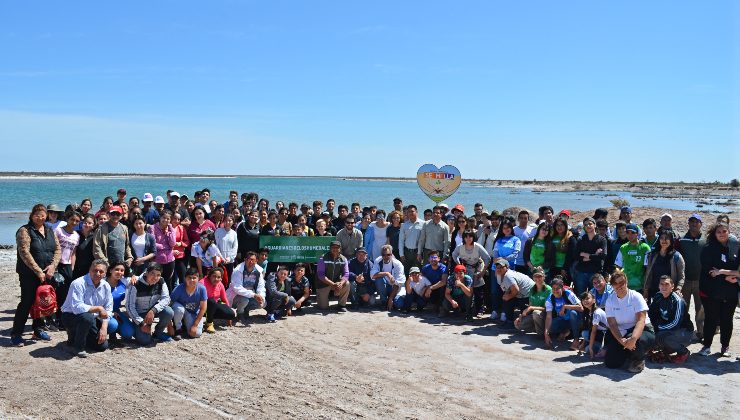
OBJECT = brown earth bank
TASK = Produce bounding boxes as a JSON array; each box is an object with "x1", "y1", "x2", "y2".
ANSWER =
[{"x1": 0, "y1": 248, "x2": 738, "y2": 419}]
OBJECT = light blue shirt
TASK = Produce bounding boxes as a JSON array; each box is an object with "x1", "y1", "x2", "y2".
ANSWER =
[
  {"x1": 398, "y1": 219, "x2": 424, "y2": 257},
  {"x1": 61, "y1": 274, "x2": 113, "y2": 319}
]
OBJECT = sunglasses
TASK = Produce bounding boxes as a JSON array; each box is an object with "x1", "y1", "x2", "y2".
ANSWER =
[{"x1": 382, "y1": 253, "x2": 392, "y2": 257}]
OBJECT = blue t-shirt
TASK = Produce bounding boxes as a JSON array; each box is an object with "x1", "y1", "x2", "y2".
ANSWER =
[
  {"x1": 446, "y1": 274, "x2": 473, "y2": 297},
  {"x1": 590, "y1": 284, "x2": 614, "y2": 309},
  {"x1": 421, "y1": 263, "x2": 448, "y2": 285},
  {"x1": 110, "y1": 278, "x2": 130, "y2": 313},
  {"x1": 170, "y1": 283, "x2": 207, "y2": 314},
  {"x1": 495, "y1": 236, "x2": 521, "y2": 261},
  {"x1": 142, "y1": 207, "x2": 160, "y2": 225},
  {"x1": 545, "y1": 289, "x2": 580, "y2": 320}
]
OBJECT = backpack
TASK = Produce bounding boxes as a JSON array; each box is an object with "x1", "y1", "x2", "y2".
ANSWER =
[{"x1": 30, "y1": 284, "x2": 57, "y2": 319}]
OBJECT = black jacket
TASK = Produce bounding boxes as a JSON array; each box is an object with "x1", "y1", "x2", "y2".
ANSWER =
[
  {"x1": 699, "y1": 239, "x2": 739, "y2": 300},
  {"x1": 649, "y1": 292, "x2": 693, "y2": 331}
]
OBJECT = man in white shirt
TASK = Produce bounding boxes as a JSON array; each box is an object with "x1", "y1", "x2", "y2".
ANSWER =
[
  {"x1": 371, "y1": 245, "x2": 406, "y2": 311},
  {"x1": 402, "y1": 267, "x2": 431, "y2": 313}
]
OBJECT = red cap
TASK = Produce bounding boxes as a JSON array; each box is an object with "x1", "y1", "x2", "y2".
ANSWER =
[
  {"x1": 108, "y1": 206, "x2": 123, "y2": 214},
  {"x1": 559, "y1": 209, "x2": 571, "y2": 217},
  {"x1": 454, "y1": 264, "x2": 467, "y2": 273},
  {"x1": 453, "y1": 204, "x2": 465, "y2": 213}
]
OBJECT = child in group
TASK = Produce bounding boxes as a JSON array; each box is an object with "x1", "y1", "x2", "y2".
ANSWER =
[
  {"x1": 200, "y1": 267, "x2": 236, "y2": 333},
  {"x1": 579, "y1": 291, "x2": 608, "y2": 359},
  {"x1": 191, "y1": 230, "x2": 223, "y2": 278}
]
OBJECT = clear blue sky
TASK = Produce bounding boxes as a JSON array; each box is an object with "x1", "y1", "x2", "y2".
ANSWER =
[{"x1": 0, "y1": 1, "x2": 736, "y2": 182}]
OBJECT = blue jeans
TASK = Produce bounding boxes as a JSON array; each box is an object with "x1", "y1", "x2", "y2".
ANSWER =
[
  {"x1": 550, "y1": 309, "x2": 581, "y2": 339},
  {"x1": 393, "y1": 294, "x2": 406, "y2": 310},
  {"x1": 172, "y1": 302, "x2": 204, "y2": 337},
  {"x1": 374, "y1": 278, "x2": 393, "y2": 305},
  {"x1": 114, "y1": 313, "x2": 136, "y2": 340},
  {"x1": 232, "y1": 295, "x2": 263, "y2": 315},
  {"x1": 490, "y1": 271, "x2": 502, "y2": 312},
  {"x1": 574, "y1": 271, "x2": 594, "y2": 295},
  {"x1": 132, "y1": 306, "x2": 175, "y2": 345},
  {"x1": 581, "y1": 329, "x2": 605, "y2": 352}
]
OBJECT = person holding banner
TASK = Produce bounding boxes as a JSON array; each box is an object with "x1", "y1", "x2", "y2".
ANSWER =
[{"x1": 315, "y1": 241, "x2": 350, "y2": 311}]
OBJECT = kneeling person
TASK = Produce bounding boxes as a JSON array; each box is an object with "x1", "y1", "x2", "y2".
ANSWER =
[
  {"x1": 126, "y1": 263, "x2": 175, "y2": 344},
  {"x1": 171, "y1": 268, "x2": 208, "y2": 339},
  {"x1": 403, "y1": 266, "x2": 431, "y2": 313},
  {"x1": 649, "y1": 275, "x2": 693, "y2": 363},
  {"x1": 61, "y1": 259, "x2": 114, "y2": 357},
  {"x1": 266, "y1": 266, "x2": 296, "y2": 321},
  {"x1": 441, "y1": 265, "x2": 474, "y2": 320}
]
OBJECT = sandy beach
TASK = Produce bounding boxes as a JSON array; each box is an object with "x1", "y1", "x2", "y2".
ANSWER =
[{"x1": 0, "y1": 244, "x2": 737, "y2": 418}]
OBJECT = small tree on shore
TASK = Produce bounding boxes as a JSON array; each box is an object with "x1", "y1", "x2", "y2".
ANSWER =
[
  {"x1": 610, "y1": 198, "x2": 630, "y2": 209},
  {"x1": 731, "y1": 179, "x2": 740, "y2": 188}
]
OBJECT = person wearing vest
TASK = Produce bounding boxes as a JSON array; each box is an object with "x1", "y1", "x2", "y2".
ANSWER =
[
  {"x1": 226, "y1": 251, "x2": 266, "y2": 324},
  {"x1": 125, "y1": 263, "x2": 175, "y2": 345},
  {"x1": 12, "y1": 204, "x2": 61, "y2": 347},
  {"x1": 316, "y1": 241, "x2": 350, "y2": 311},
  {"x1": 677, "y1": 213, "x2": 705, "y2": 340}
]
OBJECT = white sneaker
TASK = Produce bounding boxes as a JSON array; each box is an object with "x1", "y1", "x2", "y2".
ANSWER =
[
  {"x1": 500, "y1": 313, "x2": 507, "y2": 322},
  {"x1": 489, "y1": 311, "x2": 499, "y2": 320}
]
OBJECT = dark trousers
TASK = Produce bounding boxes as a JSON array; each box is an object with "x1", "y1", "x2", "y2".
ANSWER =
[
  {"x1": 604, "y1": 325, "x2": 656, "y2": 369},
  {"x1": 403, "y1": 248, "x2": 419, "y2": 274},
  {"x1": 428, "y1": 286, "x2": 445, "y2": 306},
  {"x1": 61, "y1": 312, "x2": 109, "y2": 352},
  {"x1": 205, "y1": 299, "x2": 236, "y2": 323},
  {"x1": 443, "y1": 293, "x2": 473, "y2": 317},
  {"x1": 12, "y1": 274, "x2": 44, "y2": 336},
  {"x1": 403, "y1": 290, "x2": 427, "y2": 310},
  {"x1": 502, "y1": 296, "x2": 528, "y2": 321},
  {"x1": 701, "y1": 295, "x2": 738, "y2": 348},
  {"x1": 55, "y1": 263, "x2": 74, "y2": 320},
  {"x1": 174, "y1": 258, "x2": 188, "y2": 287},
  {"x1": 160, "y1": 261, "x2": 175, "y2": 292}
]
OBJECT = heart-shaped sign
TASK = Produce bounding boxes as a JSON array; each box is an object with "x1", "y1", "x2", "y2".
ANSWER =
[{"x1": 417, "y1": 164, "x2": 462, "y2": 203}]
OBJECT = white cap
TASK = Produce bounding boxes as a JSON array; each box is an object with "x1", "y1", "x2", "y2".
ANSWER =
[
  {"x1": 142, "y1": 193, "x2": 154, "y2": 202},
  {"x1": 438, "y1": 202, "x2": 449, "y2": 209},
  {"x1": 660, "y1": 213, "x2": 673, "y2": 220},
  {"x1": 170, "y1": 191, "x2": 180, "y2": 198},
  {"x1": 154, "y1": 195, "x2": 165, "y2": 204}
]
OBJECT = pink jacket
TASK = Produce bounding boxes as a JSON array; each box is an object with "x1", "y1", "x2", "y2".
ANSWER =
[{"x1": 151, "y1": 223, "x2": 177, "y2": 264}]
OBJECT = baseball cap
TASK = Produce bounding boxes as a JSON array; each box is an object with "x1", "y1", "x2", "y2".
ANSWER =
[
  {"x1": 626, "y1": 223, "x2": 639, "y2": 233},
  {"x1": 453, "y1": 204, "x2": 465, "y2": 213},
  {"x1": 170, "y1": 191, "x2": 180, "y2": 198},
  {"x1": 47, "y1": 204, "x2": 63, "y2": 212},
  {"x1": 117, "y1": 188, "x2": 126, "y2": 195},
  {"x1": 393, "y1": 197, "x2": 402, "y2": 203},
  {"x1": 438, "y1": 202, "x2": 449, "y2": 209},
  {"x1": 108, "y1": 205, "x2": 123, "y2": 214},
  {"x1": 531, "y1": 266, "x2": 545, "y2": 277},
  {"x1": 620, "y1": 206, "x2": 632, "y2": 213},
  {"x1": 330, "y1": 240, "x2": 341, "y2": 247},
  {"x1": 494, "y1": 258, "x2": 509, "y2": 267},
  {"x1": 593, "y1": 208, "x2": 609, "y2": 219},
  {"x1": 409, "y1": 266, "x2": 421, "y2": 274},
  {"x1": 445, "y1": 214, "x2": 456, "y2": 221},
  {"x1": 142, "y1": 193, "x2": 154, "y2": 202},
  {"x1": 355, "y1": 247, "x2": 367, "y2": 254},
  {"x1": 660, "y1": 213, "x2": 673, "y2": 220},
  {"x1": 689, "y1": 213, "x2": 702, "y2": 222},
  {"x1": 154, "y1": 196, "x2": 165, "y2": 204},
  {"x1": 559, "y1": 209, "x2": 571, "y2": 217},
  {"x1": 454, "y1": 264, "x2": 467, "y2": 273}
]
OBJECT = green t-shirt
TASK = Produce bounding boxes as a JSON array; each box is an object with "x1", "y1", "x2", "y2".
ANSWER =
[
  {"x1": 529, "y1": 284, "x2": 552, "y2": 308},
  {"x1": 530, "y1": 238, "x2": 547, "y2": 267},
  {"x1": 551, "y1": 236, "x2": 567, "y2": 268},
  {"x1": 618, "y1": 241, "x2": 652, "y2": 289}
]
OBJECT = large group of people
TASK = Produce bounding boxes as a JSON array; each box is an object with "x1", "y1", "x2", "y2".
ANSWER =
[{"x1": 11, "y1": 188, "x2": 738, "y2": 372}]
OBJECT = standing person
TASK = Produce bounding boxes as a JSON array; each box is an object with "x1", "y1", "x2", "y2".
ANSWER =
[
  {"x1": 513, "y1": 211, "x2": 537, "y2": 273},
  {"x1": 478, "y1": 212, "x2": 500, "y2": 257},
  {"x1": 316, "y1": 241, "x2": 350, "y2": 311},
  {"x1": 140, "y1": 193, "x2": 160, "y2": 225},
  {"x1": 235, "y1": 210, "x2": 261, "y2": 261},
  {"x1": 641, "y1": 218, "x2": 659, "y2": 249},
  {"x1": 514, "y1": 267, "x2": 551, "y2": 337},
  {"x1": 336, "y1": 217, "x2": 363, "y2": 259},
  {"x1": 60, "y1": 259, "x2": 114, "y2": 357},
  {"x1": 54, "y1": 210, "x2": 81, "y2": 326},
  {"x1": 113, "y1": 188, "x2": 127, "y2": 206},
  {"x1": 614, "y1": 223, "x2": 652, "y2": 293},
  {"x1": 574, "y1": 217, "x2": 607, "y2": 295},
  {"x1": 678, "y1": 213, "x2": 705, "y2": 341},
  {"x1": 187, "y1": 207, "x2": 216, "y2": 265},
  {"x1": 201, "y1": 267, "x2": 236, "y2": 333},
  {"x1": 73, "y1": 214, "x2": 97, "y2": 279},
  {"x1": 215, "y1": 214, "x2": 238, "y2": 281},
  {"x1": 386, "y1": 211, "x2": 403, "y2": 260},
  {"x1": 523, "y1": 223, "x2": 553, "y2": 276},
  {"x1": 493, "y1": 258, "x2": 535, "y2": 328},
  {"x1": 643, "y1": 230, "x2": 685, "y2": 303},
  {"x1": 417, "y1": 206, "x2": 451, "y2": 263},
  {"x1": 398, "y1": 205, "x2": 423, "y2": 273},
  {"x1": 449, "y1": 216, "x2": 469, "y2": 257},
  {"x1": 492, "y1": 220, "x2": 521, "y2": 267},
  {"x1": 356, "y1": 213, "x2": 372, "y2": 237},
  {"x1": 331, "y1": 205, "x2": 350, "y2": 233},
  {"x1": 260, "y1": 211, "x2": 285, "y2": 236},
  {"x1": 649, "y1": 275, "x2": 694, "y2": 363},
  {"x1": 170, "y1": 268, "x2": 208, "y2": 339},
  {"x1": 12, "y1": 204, "x2": 61, "y2": 346},
  {"x1": 365, "y1": 210, "x2": 389, "y2": 262},
  {"x1": 452, "y1": 231, "x2": 491, "y2": 314},
  {"x1": 171, "y1": 212, "x2": 190, "y2": 288},
  {"x1": 698, "y1": 222, "x2": 739, "y2": 356},
  {"x1": 125, "y1": 264, "x2": 175, "y2": 344},
  {"x1": 550, "y1": 218, "x2": 576, "y2": 282},
  {"x1": 165, "y1": 191, "x2": 190, "y2": 227},
  {"x1": 93, "y1": 206, "x2": 133, "y2": 268},
  {"x1": 604, "y1": 270, "x2": 655, "y2": 373},
  {"x1": 151, "y1": 210, "x2": 177, "y2": 292},
  {"x1": 370, "y1": 244, "x2": 406, "y2": 311},
  {"x1": 130, "y1": 216, "x2": 156, "y2": 276}
]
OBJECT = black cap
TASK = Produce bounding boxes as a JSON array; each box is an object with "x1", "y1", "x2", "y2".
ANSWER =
[{"x1": 393, "y1": 197, "x2": 402, "y2": 203}]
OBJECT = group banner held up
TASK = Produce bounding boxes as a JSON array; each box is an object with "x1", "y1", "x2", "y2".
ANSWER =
[{"x1": 259, "y1": 236, "x2": 336, "y2": 263}]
